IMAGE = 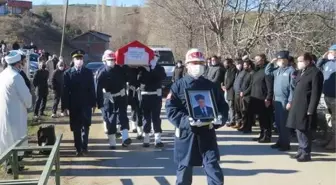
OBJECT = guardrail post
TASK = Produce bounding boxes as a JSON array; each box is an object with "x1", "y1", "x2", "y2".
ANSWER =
[
  {"x1": 12, "y1": 151, "x2": 19, "y2": 179},
  {"x1": 55, "y1": 147, "x2": 61, "y2": 185}
]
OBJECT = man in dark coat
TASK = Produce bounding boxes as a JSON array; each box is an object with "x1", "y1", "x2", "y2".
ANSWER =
[
  {"x1": 238, "y1": 60, "x2": 254, "y2": 131},
  {"x1": 192, "y1": 94, "x2": 214, "y2": 119},
  {"x1": 287, "y1": 53, "x2": 323, "y2": 162},
  {"x1": 17, "y1": 51, "x2": 31, "y2": 91},
  {"x1": 165, "y1": 48, "x2": 227, "y2": 185},
  {"x1": 12, "y1": 41, "x2": 20, "y2": 50},
  {"x1": 245, "y1": 54, "x2": 274, "y2": 142},
  {"x1": 206, "y1": 55, "x2": 224, "y2": 86},
  {"x1": 172, "y1": 60, "x2": 185, "y2": 82},
  {"x1": 51, "y1": 61, "x2": 66, "y2": 118},
  {"x1": 222, "y1": 58, "x2": 237, "y2": 126},
  {"x1": 63, "y1": 50, "x2": 96, "y2": 157},
  {"x1": 33, "y1": 62, "x2": 49, "y2": 118}
]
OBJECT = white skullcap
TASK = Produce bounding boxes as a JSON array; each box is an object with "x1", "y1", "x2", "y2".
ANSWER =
[
  {"x1": 5, "y1": 50, "x2": 21, "y2": 64},
  {"x1": 185, "y1": 48, "x2": 205, "y2": 63}
]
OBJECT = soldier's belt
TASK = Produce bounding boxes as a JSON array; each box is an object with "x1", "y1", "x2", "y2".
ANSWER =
[
  {"x1": 141, "y1": 89, "x2": 162, "y2": 96},
  {"x1": 111, "y1": 89, "x2": 126, "y2": 97}
]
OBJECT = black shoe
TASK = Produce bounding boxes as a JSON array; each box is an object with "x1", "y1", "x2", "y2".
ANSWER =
[
  {"x1": 136, "y1": 135, "x2": 144, "y2": 140},
  {"x1": 75, "y1": 152, "x2": 83, "y2": 157},
  {"x1": 271, "y1": 143, "x2": 281, "y2": 149},
  {"x1": 155, "y1": 142, "x2": 164, "y2": 148},
  {"x1": 116, "y1": 132, "x2": 122, "y2": 139},
  {"x1": 82, "y1": 149, "x2": 89, "y2": 155},
  {"x1": 109, "y1": 146, "x2": 116, "y2": 150},
  {"x1": 143, "y1": 143, "x2": 150, "y2": 148},
  {"x1": 278, "y1": 146, "x2": 291, "y2": 151},
  {"x1": 40, "y1": 113, "x2": 46, "y2": 116},
  {"x1": 258, "y1": 138, "x2": 271, "y2": 143},
  {"x1": 132, "y1": 129, "x2": 137, "y2": 133},
  {"x1": 6, "y1": 165, "x2": 24, "y2": 174},
  {"x1": 122, "y1": 138, "x2": 132, "y2": 147},
  {"x1": 290, "y1": 153, "x2": 302, "y2": 159},
  {"x1": 252, "y1": 137, "x2": 262, "y2": 141},
  {"x1": 297, "y1": 155, "x2": 311, "y2": 162}
]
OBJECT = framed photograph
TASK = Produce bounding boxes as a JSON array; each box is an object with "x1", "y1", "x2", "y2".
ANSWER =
[{"x1": 185, "y1": 89, "x2": 218, "y2": 120}]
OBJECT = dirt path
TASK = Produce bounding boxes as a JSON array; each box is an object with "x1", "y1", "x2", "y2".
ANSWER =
[{"x1": 4, "y1": 102, "x2": 336, "y2": 185}]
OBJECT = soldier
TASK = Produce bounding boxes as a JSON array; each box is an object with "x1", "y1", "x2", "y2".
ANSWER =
[
  {"x1": 137, "y1": 51, "x2": 166, "y2": 147},
  {"x1": 127, "y1": 66, "x2": 143, "y2": 139},
  {"x1": 165, "y1": 48, "x2": 228, "y2": 185},
  {"x1": 63, "y1": 49, "x2": 96, "y2": 156},
  {"x1": 265, "y1": 51, "x2": 295, "y2": 151},
  {"x1": 96, "y1": 51, "x2": 131, "y2": 149}
]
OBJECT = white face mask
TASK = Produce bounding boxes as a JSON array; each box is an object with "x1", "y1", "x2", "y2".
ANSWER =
[
  {"x1": 187, "y1": 64, "x2": 205, "y2": 78},
  {"x1": 327, "y1": 53, "x2": 335, "y2": 60},
  {"x1": 74, "y1": 59, "x2": 83, "y2": 68},
  {"x1": 297, "y1": 61, "x2": 306, "y2": 70},
  {"x1": 59, "y1": 66, "x2": 64, "y2": 70},
  {"x1": 177, "y1": 63, "x2": 182, "y2": 67},
  {"x1": 236, "y1": 65, "x2": 242, "y2": 70},
  {"x1": 277, "y1": 61, "x2": 284, "y2": 68},
  {"x1": 106, "y1": 60, "x2": 115, "y2": 67}
]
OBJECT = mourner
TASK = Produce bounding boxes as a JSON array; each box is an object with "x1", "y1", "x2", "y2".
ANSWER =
[
  {"x1": 33, "y1": 61, "x2": 49, "y2": 118},
  {"x1": 231, "y1": 59, "x2": 245, "y2": 128},
  {"x1": 222, "y1": 58, "x2": 237, "y2": 127},
  {"x1": 0, "y1": 50, "x2": 32, "y2": 172},
  {"x1": 244, "y1": 54, "x2": 274, "y2": 141},
  {"x1": 138, "y1": 51, "x2": 166, "y2": 147},
  {"x1": 63, "y1": 49, "x2": 96, "y2": 156},
  {"x1": 51, "y1": 61, "x2": 66, "y2": 118},
  {"x1": 316, "y1": 44, "x2": 336, "y2": 150},
  {"x1": 206, "y1": 55, "x2": 224, "y2": 87},
  {"x1": 18, "y1": 50, "x2": 31, "y2": 91},
  {"x1": 165, "y1": 48, "x2": 228, "y2": 185},
  {"x1": 286, "y1": 53, "x2": 323, "y2": 162},
  {"x1": 172, "y1": 60, "x2": 186, "y2": 82},
  {"x1": 96, "y1": 51, "x2": 131, "y2": 149},
  {"x1": 265, "y1": 51, "x2": 295, "y2": 151}
]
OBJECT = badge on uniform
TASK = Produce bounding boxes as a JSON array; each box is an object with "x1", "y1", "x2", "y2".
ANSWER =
[{"x1": 184, "y1": 89, "x2": 218, "y2": 121}]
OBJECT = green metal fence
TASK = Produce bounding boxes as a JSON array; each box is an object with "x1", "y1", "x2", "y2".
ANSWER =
[{"x1": 0, "y1": 134, "x2": 63, "y2": 185}]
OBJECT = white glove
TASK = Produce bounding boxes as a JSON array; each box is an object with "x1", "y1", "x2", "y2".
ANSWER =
[
  {"x1": 144, "y1": 66, "x2": 150, "y2": 71},
  {"x1": 189, "y1": 117, "x2": 202, "y2": 127},
  {"x1": 211, "y1": 115, "x2": 223, "y2": 125}
]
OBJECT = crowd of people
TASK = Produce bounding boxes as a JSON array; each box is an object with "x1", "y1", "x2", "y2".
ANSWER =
[{"x1": 0, "y1": 40, "x2": 334, "y2": 184}]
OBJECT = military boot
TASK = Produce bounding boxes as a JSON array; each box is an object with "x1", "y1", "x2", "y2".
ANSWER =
[
  {"x1": 154, "y1": 133, "x2": 164, "y2": 148},
  {"x1": 121, "y1": 129, "x2": 132, "y2": 147},
  {"x1": 108, "y1": 134, "x2": 116, "y2": 150}
]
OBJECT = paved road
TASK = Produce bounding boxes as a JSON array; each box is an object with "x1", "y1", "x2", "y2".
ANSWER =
[{"x1": 17, "y1": 104, "x2": 336, "y2": 185}]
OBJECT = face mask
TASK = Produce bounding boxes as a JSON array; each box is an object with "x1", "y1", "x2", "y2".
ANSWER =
[
  {"x1": 277, "y1": 61, "x2": 284, "y2": 68},
  {"x1": 211, "y1": 61, "x2": 216, "y2": 66},
  {"x1": 177, "y1": 63, "x2": 182, "y2": 67},
  {"x1": 106, "y1": 60, "x2": 115, "y2": 67},
  {"x1": 236, "y1": 65, "x2": 242, "y2": 70},
  {"x1": 74, "y1": 59, "x2": 83, "y2": 68},
  {"x1": 327, "y1": 53, "x2": 335, "y2": 60},
  {"x1": 59, "y1": 66, "x2": 64, "y2": 70},
  {"x1": 297, "y1": 61, "x2": 306, "y2": 70},
  {"x1": 187, "y1": 64, "x2": 205, "y2": 78}
]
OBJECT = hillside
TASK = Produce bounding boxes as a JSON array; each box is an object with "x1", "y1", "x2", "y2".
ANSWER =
[{"x1": 0, "y1": 12, "x2": 75, "y2": 63}]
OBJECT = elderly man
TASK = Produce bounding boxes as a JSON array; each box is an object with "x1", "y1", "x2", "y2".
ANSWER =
[
  {"x1": 265, "y1": 51, "x2": 295, "y2": 151},
  {"x1": 316, "y1": 44, "x2": 336, "y2": 150},
  {"x1": 0, "y1": 50, "x2": 32, "y2": 172},
  {"x1": 166, "y1": 48, "x2": 228, "y2": 185}
]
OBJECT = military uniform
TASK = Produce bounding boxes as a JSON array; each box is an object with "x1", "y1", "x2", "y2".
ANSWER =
[
  {"x1": 138, "y1": 62, "x2": 166, "y2": 147},
  {"x1": 63, "y1": 50, "x2": 96, "y2": 156},
  {"x1": 165, "y1": 48, "x2": 228, "y2": 185},
  {"x1": 96, "y1": 52, "x2": 131, "y2": 149}
]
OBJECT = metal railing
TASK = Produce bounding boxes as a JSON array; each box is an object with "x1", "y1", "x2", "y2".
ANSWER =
[{"x1": 0, "y1": 134, "x2": 63, "y2": 185}]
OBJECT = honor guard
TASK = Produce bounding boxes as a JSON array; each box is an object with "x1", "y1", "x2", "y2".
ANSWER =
[
  {"x1": 96, "y1": 51, "x2": 131, "y2": 149},
  {"x1": 165, "y1": 48, "x2": 228, "y2": 185},
  {"x1": 126, "y1": 66, "x2": 144, "y2": 139},
  {"x1": 137, "y1": 51, "x2": 166, "y2": 147},
  {"x1": 63, "y1": 49, "x2": 96, "y2": 156}
]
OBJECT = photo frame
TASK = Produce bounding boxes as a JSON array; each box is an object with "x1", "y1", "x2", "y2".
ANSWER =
[{"x1": 184, "y1": 89, "x2": 218, "y2": 120}]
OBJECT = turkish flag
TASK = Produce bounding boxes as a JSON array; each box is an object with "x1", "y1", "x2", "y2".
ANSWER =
[{"x1": 115, "y1": 40, "x2": 155, "y2": 66}]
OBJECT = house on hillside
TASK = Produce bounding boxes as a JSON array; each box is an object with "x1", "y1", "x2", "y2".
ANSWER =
[
  {"x1": 71, "y1": 30, "x2": 111, "y2": 62},
  {"x1": 0, "y1": 0, "x2": 32, "y2": 15}
]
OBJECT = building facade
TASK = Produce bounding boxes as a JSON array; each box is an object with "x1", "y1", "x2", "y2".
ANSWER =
[{"x1": 71, "y1": 30, "x2": 111, "y2": 62}]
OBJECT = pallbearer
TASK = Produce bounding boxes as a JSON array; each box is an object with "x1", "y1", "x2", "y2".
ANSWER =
[
  {"x1": 96, "y1": 51, "x2": 131, "y2": 149},
  {"x1": 138, "y1": 51, "x2": 166, "y2": 147}
]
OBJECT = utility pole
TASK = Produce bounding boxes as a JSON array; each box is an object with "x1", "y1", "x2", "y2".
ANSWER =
[
  {"x1": 95, "y1": 0, "x2": 100, "y2": 30},
  {"x1": 60, "y1": 0, "x2": 69, "y2": 58},
  {"x1": 101, "y1": 0, "x2": 106, "y2": 32}
]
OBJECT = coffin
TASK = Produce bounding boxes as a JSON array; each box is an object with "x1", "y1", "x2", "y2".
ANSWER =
[{"x1": 115, "y1": 40, "x2": 154, "y2": 66}]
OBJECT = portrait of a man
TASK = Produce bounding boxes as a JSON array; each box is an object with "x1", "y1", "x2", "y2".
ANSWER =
[{"x1": 192, "y1": 94, "x2": 214, "y2": 119}]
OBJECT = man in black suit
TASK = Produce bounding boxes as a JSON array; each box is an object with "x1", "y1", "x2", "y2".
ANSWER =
[{"x1": 193, "y1": 94, "x2": 214, "y2": 119}]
